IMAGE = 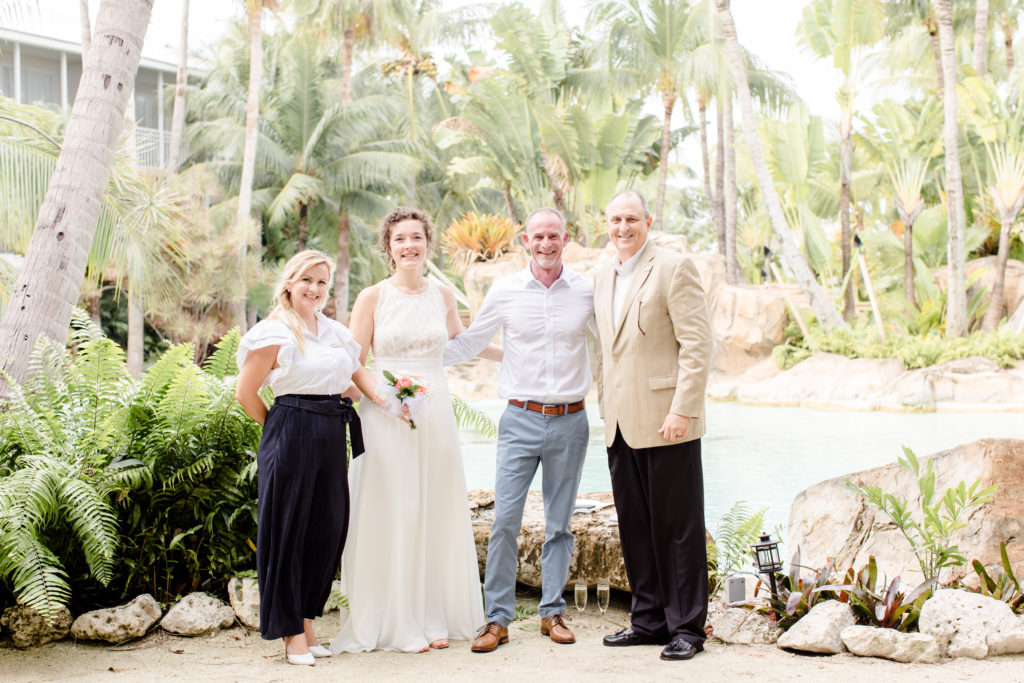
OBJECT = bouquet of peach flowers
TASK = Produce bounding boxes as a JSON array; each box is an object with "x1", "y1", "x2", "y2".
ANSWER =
[{"x1": 379, "y1": 370, "x2": 428, "y2": 429}]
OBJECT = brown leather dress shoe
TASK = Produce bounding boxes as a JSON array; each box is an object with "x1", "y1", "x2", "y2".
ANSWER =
[
  {"x1": 540, "y1": 614, "x2": 575, "y2": 644},
  {"x1": 471, "y1": 622, "x2": 508, "y2": 653}
]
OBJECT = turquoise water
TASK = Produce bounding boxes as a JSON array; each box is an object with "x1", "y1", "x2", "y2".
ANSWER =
[{"x1": 460, "y1": 400, "x2": 1024, "y2": 540}]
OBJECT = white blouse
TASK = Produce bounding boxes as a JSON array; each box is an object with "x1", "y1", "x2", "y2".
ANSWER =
[{"x1": 236, "y1": 312, "x2": 362, "y2": 396}]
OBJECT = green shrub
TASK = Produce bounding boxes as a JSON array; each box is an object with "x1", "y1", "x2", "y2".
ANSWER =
[
  {"x1": 773, "y1": 319, "x2": 1024, "y2": 370},
  {"x1": 0, "y1": 317, "x2": 261, "y2": 619}
]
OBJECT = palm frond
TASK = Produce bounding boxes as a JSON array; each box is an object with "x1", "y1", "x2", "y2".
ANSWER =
[{"x1": 451, "y1": 394, "x2": 498, "y2": 439}]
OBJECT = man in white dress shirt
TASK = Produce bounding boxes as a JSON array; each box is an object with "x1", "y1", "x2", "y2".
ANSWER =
[{"x1": 444, "y1": 207, "x2": 594, "y2": 652}]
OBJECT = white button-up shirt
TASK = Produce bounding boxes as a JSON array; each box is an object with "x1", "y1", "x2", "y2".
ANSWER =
[
  {"x1": 443, "y1": 265, "x2": 594, "y2": 403},
  {"x1": 612, "y1": 238, "x2": 649, "y2": 323}
]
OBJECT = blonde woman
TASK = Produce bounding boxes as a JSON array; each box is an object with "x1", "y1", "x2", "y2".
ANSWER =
[
  {"x1": 235, "y1": 250, "x2": 388, "y2": 666},
  {"x1": 331, "y1": 207, "x2": 500, "y2": 653}
]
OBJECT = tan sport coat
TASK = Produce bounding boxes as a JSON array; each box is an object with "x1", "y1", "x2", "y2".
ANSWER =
[{"x1": 593, "y1": 239, "x2": 712, "y2": 449}]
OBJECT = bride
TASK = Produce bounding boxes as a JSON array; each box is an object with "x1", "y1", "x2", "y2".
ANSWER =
[{"x1": 331, "y1": 207, "x2": 499, "y2": 653}]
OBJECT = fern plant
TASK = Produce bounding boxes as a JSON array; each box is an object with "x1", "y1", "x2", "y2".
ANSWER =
[
  {"x1": 707, "y1": 501, "x2": 767, "y2": 598},
  {"x1": 0, "y1": 325, "x2": 261, "y2": 620}
]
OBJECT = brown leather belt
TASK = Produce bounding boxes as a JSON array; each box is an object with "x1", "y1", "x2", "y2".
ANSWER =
[{"x1": 508, "y1": 399, "x2": 585, "y2": 416}]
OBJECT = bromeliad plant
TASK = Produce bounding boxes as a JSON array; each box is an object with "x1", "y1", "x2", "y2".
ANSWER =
[
  {"x1": 822, "y1": 556, "x2": 935, "y2": 632},
  {"x1": 755, "y1": 547, "x2": 843, "y2": 630},
  {"x1": 968, "y1": 542, "x2": 1024, "y2": 613},
  {"x1": 844, "y1": 447, "x2": 996, "y2": 584},
  {"x1": 0, "y1": 315, "x2": 261, "y2": 620}
]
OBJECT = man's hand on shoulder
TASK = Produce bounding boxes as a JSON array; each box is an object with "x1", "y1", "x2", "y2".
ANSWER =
[{"x1": 657, "y1": 413, "x2": 692, "y2": 442}]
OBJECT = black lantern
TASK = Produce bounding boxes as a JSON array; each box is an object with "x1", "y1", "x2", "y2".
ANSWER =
[{"x1": 752, "y1": 533, "x2": 782, "y2": 597}]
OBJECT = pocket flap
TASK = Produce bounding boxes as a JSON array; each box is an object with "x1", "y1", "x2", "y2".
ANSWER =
[{"x1": 648, "y1": 375, "x2": 677, "y2": 390}]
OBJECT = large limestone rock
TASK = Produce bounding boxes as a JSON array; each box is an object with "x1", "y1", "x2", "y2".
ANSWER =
[
  {"x1": 469, "y1": 490, "x2": 628, "y2": 591},
  {"x1": 1, "y1": 605, "x2": 73, "y2": 648},
  {"x1": 70, "y1": 594, "x2": 162, "y2": 644},
  {"x1": 776, "y1": 600, "x2": 856, "y2": 654},
  {"x1": 789, "y1": 439, "x2": 1024, "y2": 585},
  {"x1": 160, "y1": 592, "x2": 235, "y2": 636},
  {"x1": 227, "y1": 577, "x2": 260, "y2": 629},
  {"x1": 918, "y1": 589, "x2": 1024, "y2": 658},
  {"x1": 840, "y1": 625, "x2": 941, "y2": 663},
  {"x1": 469, "y1": 490, "x2": 713, "y2": 592},
  {"x1": 710, "y1": 352, "x2": 1024, "y2": 411},
  {"x1": 708, "y1": 607, "x2": 782, "y2": 644}
]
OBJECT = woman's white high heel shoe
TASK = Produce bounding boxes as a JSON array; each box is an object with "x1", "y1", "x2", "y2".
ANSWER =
[
  {"x1": 308, "y1": 644, "x2": 332, "y2": 658},
  {"x1": 285, "y1": 644, "x2": 316, "y2": 666}
]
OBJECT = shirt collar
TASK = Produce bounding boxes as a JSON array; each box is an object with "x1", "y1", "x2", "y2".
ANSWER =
[
  {"x1": 523, "y1": 262, "x2": 568, "y2": 289},
  {"x1": 614, "y1": 237, "x2": 650, "y2": 277}
]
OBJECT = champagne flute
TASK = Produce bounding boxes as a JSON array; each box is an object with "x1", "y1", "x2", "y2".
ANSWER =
[
  {"x1": 574, "y1": 579, "x2": 588, "y2": 614},
  {"x1": 596, "y1": 578, "x2": 610, "y2": 624}
]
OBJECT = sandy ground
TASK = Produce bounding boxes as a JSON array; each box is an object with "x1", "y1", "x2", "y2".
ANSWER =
[{"x1": 4, "y1": 592, "x2": 1024, "y2": 683}]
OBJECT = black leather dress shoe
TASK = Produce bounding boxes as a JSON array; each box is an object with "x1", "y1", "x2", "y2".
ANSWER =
[
  {"x1": 602, "y1": 627, "x2": 663, "y2": 647},
  {"x1": 660, "y1": 636, "x2": 702, "y2": 661}
]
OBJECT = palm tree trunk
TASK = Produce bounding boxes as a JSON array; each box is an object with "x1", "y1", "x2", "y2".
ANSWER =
[
  {"x1": 839, "y1": 93, "x2": 855, "y2": 321},
  {"x1": 903, "y1": 221, "x2": 916, "y2": 307},
  {"x1": 0, "y1": 0, "x2": 153, "y2": 392},
  {"x1": 926, "y1": 15, "x2": 945, "y2": 97},
  {"x1": 654, "y1": 90, "x2": 677, "y2": 231},
  {"x1": 127, "y1": 289, "x2": 144, "y2": 377},
  {"x1": 723, "y1": 93, "x2": 740, "y2": 284},
  {"x1": 715, "y1": 103, "x2": 725, "y2": 256},
  {"x1": 981, "y1": 218, "x2": 1012, "y2": 331},
  {"x1": 936, "y1": 0, "x2": 968, "y2": 337},
  {"x1": 79, "y1": 0, "x2": 92, "y2": 55},
  {"x1": 234, "y1": 0, "x2": 263, "y2": 334},
  {"x1": 1002, "y1": 13, "x2": 1014, "y2": 71},
  {"x1": 331, "y1": 22, "x2": 355, "y2": 322},
  {"x1": 715, "y1": 0, "x2": 844, "y2": 330},
  {"x1": 297, "y1": 203, "x2": 308, "y2": 251},
  {"x1": 166, "y1": 0, "x2": 189, "y2": 173},
  {"x1": 333, "y1": 207, "x2": 350, "y2": 320},
  {"x1": 974, "y1": 0, "x2": 989, "y2": 76},
  {"x1": 699, "y1": 99, "x2": 723, "y2": 255},
  {"x1": 504, "y1": 183, "x2": 520, "y2": 225}
]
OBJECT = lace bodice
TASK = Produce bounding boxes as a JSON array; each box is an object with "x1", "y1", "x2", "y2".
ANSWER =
[{"x1": 372, "y1": 279, "x2": 448, "y2": 360}]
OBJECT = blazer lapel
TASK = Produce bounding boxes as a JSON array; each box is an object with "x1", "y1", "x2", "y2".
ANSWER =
[{"x1": 613, "y1": 254, "x2": 655, "y2": 340}]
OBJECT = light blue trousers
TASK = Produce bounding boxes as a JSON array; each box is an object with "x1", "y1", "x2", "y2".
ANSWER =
[{"x1": 483, "y1": 404, "x2": 589, "y2": 626}]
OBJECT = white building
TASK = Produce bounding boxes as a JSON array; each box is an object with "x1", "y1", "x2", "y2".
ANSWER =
[{"x1": 1, "y1": 25, "x2": 180, "y2": 168}]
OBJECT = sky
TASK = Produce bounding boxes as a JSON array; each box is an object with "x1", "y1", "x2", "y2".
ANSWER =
[{"x1": 6, "y1": 1, "x2": 840, "y2": 118}]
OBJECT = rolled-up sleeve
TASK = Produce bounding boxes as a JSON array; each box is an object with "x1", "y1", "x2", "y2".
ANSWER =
[{"x1": 443, "y1": 286, "x2": 503, "y2": 366}]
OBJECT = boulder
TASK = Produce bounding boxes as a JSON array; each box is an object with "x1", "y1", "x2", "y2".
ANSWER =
[
  {"x1": 0, "y1": 605, "x2": 72, "y2": 649},
  {"x1": 918, "y1": 589, "x2": 1024, "y2": 658},
  {"x1": 710, "y1": 353, "x2": 1024, "y2": 411},
  {"x1": 70, "y1": 594, "x2": 162, "y2": 644},
  {"x1": 469, "y1": 490, "x2": 628, "y2": 591},
  {"x1": 840, "y1": 625, "x2": 941, "y2": 663},
  {"x1": 776, "y1": 600, "x2": 855, "y2": 654},
  {"x1": 788, "y1": 439, "x2": 1024, "y2": 585},
  {"x1": 708, "y1": 607, "x2": 782, "y2": 645},
  {"x1": 227, "y1": 577, "x2": 260, "y2": 629},
  {"x1": 160, "y1": 592, "x2": 235, "y2": 636}
]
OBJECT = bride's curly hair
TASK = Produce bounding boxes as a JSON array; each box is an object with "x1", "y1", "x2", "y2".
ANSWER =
[{"x1": 378, "y1": 206, "x2": 435, "y2": 271}]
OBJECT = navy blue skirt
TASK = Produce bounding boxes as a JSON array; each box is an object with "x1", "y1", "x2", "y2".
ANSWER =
[{"x1": 255, "y1": 394, "x2": 362, "y2": 640}]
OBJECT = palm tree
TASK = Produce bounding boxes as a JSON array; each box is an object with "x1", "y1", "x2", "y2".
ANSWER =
[
  {"x1": 0, "y1": 0, "x2": 155, "y2": 392},
  {"x1": 935, "y1": 0, "x2": 968, "y2": 336},
  {"x1": 797, "y1": 0, "x2": 884, "y2": 321},
  {"x1": 596, "y1": 0, "x2": 695, "y2": 231},
  {"x1": 715, "y1": 0, "x2": 845, "y2": 330},
  {"x1": 79, "y1": 0, "x2": 92, "y2": 54},
  {"x1": 981, "y1": 144, "x2": 1024, "y2": 330},
  {"x1": 974, "y1": 0, "x2": 990, "y2": 75}
]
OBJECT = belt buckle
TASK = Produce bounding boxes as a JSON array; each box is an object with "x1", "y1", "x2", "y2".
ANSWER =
[{"x1": 540, "y1": 403, "x2": 562, "y2": 416}]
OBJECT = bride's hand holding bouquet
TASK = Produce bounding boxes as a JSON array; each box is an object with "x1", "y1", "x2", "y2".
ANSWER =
[{"x1": 379, "y1": 370, "x2": 428, "y2": 428}]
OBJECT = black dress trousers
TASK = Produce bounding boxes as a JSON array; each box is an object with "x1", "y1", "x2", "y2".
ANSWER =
[
  {"x1": 607, "y1": 427, "x2": 708, "y2": 647},
  {"x1": 256, "y1": 394, "x2": 362, "y2": 641}
]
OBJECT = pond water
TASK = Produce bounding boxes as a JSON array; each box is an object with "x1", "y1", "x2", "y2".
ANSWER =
[{"x1": 460, "y1": 400, "x2": 1024, "y2": 541}]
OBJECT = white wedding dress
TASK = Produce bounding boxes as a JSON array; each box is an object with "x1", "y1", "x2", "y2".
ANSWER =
[{"x1": 331, "y1": 279, "x2": 484, "y2": 652}]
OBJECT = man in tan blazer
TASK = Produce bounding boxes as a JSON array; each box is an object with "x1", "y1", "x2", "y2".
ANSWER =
[{"x1": 593, "y1": 190, "x2": 712, "y2": 662}]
